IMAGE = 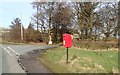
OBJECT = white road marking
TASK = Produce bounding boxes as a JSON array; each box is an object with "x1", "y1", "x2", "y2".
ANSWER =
[
  {"x1": 7, "y1": 47, "x2": 16, "y2": 53},
  {"x1": 7, "y1": 47, "x2": 20, "y2": 55},
  {"x1": 0, "y1": 45, "x2": 13, "y2": 56}
]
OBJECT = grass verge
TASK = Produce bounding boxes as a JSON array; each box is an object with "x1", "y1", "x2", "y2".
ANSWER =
[
  {"x1": 39, "y1": 46, "x2": 119, "y2": 73},
  {"x1": 1, "y1": 41, "x2": 23, "y2": 45}
]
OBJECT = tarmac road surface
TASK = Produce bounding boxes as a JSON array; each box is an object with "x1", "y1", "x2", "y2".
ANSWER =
[{"x1": 0, "y1": 44, "x2": 55, "y2": 74}]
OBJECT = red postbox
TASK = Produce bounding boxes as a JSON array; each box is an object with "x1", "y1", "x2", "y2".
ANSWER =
[{"x1": 63, "y1": 34, "x2": 72, "y2": 48}]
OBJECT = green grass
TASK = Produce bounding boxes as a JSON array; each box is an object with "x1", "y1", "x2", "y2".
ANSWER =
[{"x1": 39, "y1": 46, "x2": 119, "y2": 73}]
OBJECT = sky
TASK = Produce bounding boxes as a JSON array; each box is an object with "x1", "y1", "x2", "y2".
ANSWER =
[{"x1": 0, "y1": 1, "x2": 35, "y2": 28}]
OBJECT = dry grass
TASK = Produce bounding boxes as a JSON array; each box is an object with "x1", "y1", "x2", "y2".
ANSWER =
[{"x1": 73, "y1": 39, "x2": 118, "y2": 50}]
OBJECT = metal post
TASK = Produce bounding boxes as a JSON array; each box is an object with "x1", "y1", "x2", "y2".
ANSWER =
[{"x1": 66, "y1": 47, "x2": 68, "y2": 63}]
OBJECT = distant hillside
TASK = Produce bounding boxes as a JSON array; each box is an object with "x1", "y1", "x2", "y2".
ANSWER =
[{"x1": 0, "y1": 27, "x2": 9, "y2": 32}]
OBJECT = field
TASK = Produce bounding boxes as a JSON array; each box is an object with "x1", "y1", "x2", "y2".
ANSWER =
[{"x1": 39, "y1": 46, "x2": 119, "y2": 73}]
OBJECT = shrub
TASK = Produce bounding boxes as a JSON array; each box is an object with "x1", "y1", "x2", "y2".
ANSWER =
[{"x1": 73, "y1": 39, "x2": 118, "y2": 50}]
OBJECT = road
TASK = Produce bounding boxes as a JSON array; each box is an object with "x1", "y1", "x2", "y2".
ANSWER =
[{"x1": 0, "y1": 44, "x2": 54, "y2": 74}]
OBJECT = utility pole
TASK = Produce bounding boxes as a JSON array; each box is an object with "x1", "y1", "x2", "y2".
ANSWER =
[{"x1": 21, "y1": 13, "x2": 23, "y2": 41}]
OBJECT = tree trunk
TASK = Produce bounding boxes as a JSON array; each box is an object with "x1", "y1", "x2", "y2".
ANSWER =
[{"x1": 89, "y1": 14, "x2": 93, "y2": 39}]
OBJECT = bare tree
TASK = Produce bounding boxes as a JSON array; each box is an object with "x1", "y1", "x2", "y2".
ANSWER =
[
  {"x1": 72, "y1": 2, "x2": 99, "y2": 39},
  {"x1": 95, "y1": 2, "x2": 118, "y2": 40},
  {"x1": 52, "y1": 2, "x2": 73, "y2": 43},
  {"x1": 32, "y1": 2, "x2": 55, "y2": 43}
]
